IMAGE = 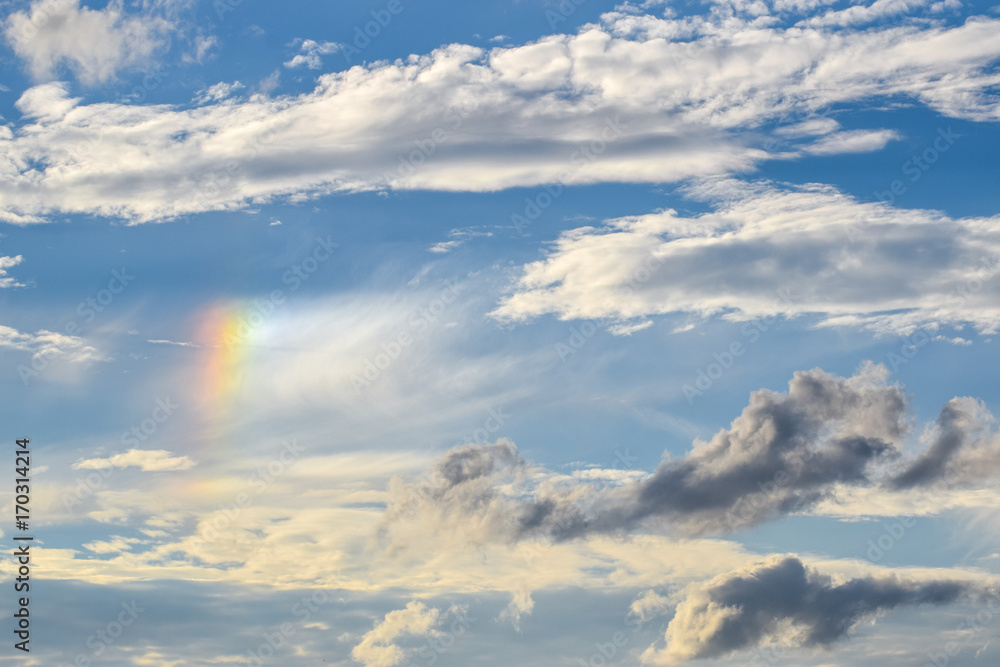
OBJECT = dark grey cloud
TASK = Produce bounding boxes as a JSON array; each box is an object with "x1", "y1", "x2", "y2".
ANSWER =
[
  {"x1": 514, "y1": 365, "x2": 907, "y2": 538},
  {"x1": 647, "y1": 556, "x2": 977, "y2": 664},
  {"x1": 890, "y1": 396, "x2": 1000, "y2": 491},
  {"x1": 891, "y1": 399, "x2": 971, "y2": 489},
  {"x1": 380, "y1": 365, "x2": 1000, "y2": 550}
]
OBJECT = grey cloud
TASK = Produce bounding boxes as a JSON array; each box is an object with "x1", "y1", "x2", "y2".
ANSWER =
[
  {"x1": 646, "y1": 555, "x2": 977, "y2": 664},
  {"x1": 381, "y1": 365, "x2": 1000, "y2": 551},
  {"x1": 891, "y1": 396, "x2": 1000, "y2": 489},
  {"x1": 514, "y1": 364, "x2": 906, "y2": 539}
]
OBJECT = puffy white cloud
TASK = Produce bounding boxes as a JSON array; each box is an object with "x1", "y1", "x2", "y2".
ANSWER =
[
  {"x1": 350, "y1": 601, "x2": 442, "y2": 667},
  {"x1": 492, "y1": 178, "x2": 1000, "y2": 337},
  {"x1": 0, "y1": 255, "x2": 25, "y2": 288},
  {"x1": 73, "y1": 449, "x2": 196, "y2": 472},
  {"x1": 1, "y1": 11, "x2": 999, "y2": 222},
  {"x1": 0, "y1": 323, "x2": 106, "y2": 364},
  {"x1": 284, "y1": 39, "x2": 341, "y2": 69},
  {"x1": 4, "y1": 0, "x2": 174, "y2": 85}
]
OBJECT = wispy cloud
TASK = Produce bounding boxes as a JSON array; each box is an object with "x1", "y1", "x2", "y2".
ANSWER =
[{"x1": 73, "y1": 449, "x2": 196, "y2": 472}]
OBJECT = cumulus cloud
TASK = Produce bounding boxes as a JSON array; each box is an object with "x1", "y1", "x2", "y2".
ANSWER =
[
  {"x1": 0, "y1": 323, "x2": 107, "y2": 365},
  {"x1": 492, "y1": 178, "x2": 1000, "y2": 337},
  {"x1": 891, "y1": 396, "x2": 1000, "y2": 489},
  {"x1": 512, "y1": 363, "x2": 907, "y2": 539},
  {"x1": 351, "y1": 601, "x2": 442, "y2": 667},
  {"x1": 284, "y1": 39, "x2": 341, "y2": 69},
  {"x1": 380, "y1": 365, "x2": 1000, "y2": 550},
  {"x1": 73, "y1": 449, "x2": 195, "y2": 472},
  {"x1": 0, "y1": 255, "x2": 25, "y2": 288},
  {"x1": 4, "y1": 0, "x2": 174, "y2": 85},
  {"x1": 643, "y1": 555, "x2": 976, "y2": 664},
  {"x1": 1, "y1": 11, "x2": 999, "y2": 222}
]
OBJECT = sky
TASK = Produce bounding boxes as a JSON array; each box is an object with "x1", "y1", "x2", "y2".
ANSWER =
[{"x1": 1, "y1": 0, "x2": 1000, "y2": 665}]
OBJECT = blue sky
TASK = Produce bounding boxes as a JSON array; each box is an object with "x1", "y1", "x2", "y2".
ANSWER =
[{"x1": 2, "y1": 0, "x2": 1000, "y2": 665}]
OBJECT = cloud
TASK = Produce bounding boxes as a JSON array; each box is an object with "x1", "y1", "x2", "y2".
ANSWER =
[
  {"x1": 193, "y1": 81, "x2": 244, "y2": 105},
  {"x1": 891, "y1": 396, "x2": 1000, "y2": 489},
  {"x1": 284, "y1": 39, "x2": 341, "y2": 69},
  {"x1": 643, "y1": 555, "x2": 976, "y2": 664},
  {"x1": 350, "y1": 601, "x2": 442, "y2": 667},
  {"x1": 147, "y1": 338, "x2": 200, "y2": 348},
  {"x1": 801, "y1": 0, "x2": 937, "y2": 28},
  {"x1": 492, "y1": 178, "x2": 1000, "y2": 337},
  {"x1": 4, "y1": 0, "x2": 174, "y2": 85},
  {"x1": 803, "y1": 129, "x2": 900, "y2": 154},
  {"x1": 0, "y1": 255, "x2": 25, "y2": 288},
  {"x1": 630, "y1": 588, "x2": 673, "y2": 623},
  {"x1": 0, "y1": 323, "x2": 106, "y2": 364},
  {"x1": 73, "y1": 449, "x2": 196, "y2": 472},
  {"x1": 497, "y1": 590, "x2": 534, "y2": 631},
  {"x1": 2, "y1": 11, "x2": 1000, "y2": 222},
  {"x1": 380, "y1": 364, "x2": 1000, "y2": 550},
  {"x1": 511, "y1": 363, "x2": 907, "y2": 539}
]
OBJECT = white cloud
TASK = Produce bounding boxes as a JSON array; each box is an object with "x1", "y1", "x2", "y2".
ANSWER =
[
  {"x1": 804, "y1": 129, "x2": 900, "y2": 154},
  {"x1": 193, "y1": 81, "x2": 244, "y2": 105},
  {"x1": 14, "y1": 80, "x2": 79, "y2": 121},
  {"x1": 73, "y1": 449, "x2": 196, "y2": 472},
  {"x1": 147, "y1": 338, "x2": 199, "y2": 347},
  {"x1": 0, "y1": 255, "x2": 25, "y2": 288},
  {"x1": 0, "y1": 323, "x2": 106, "y2": 364},
  {"x1": 284, "y1": 39, "x2": 341, "y2": 69},
  {"x1": 4, "y1": 0, "x2": 174, "y2": 85},
  {"x1": 1, "y1": 12, "x2": 999, "y2": 223},
  {"x1": 350, "y1": 601, "x2": 442, "y2": 667},
  {"x1": 492, "y1": 178, "x2": 1000, "y2": 337},
  {"x1": 802, "y1": 0, "x2": 935, "y2": 28}
]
